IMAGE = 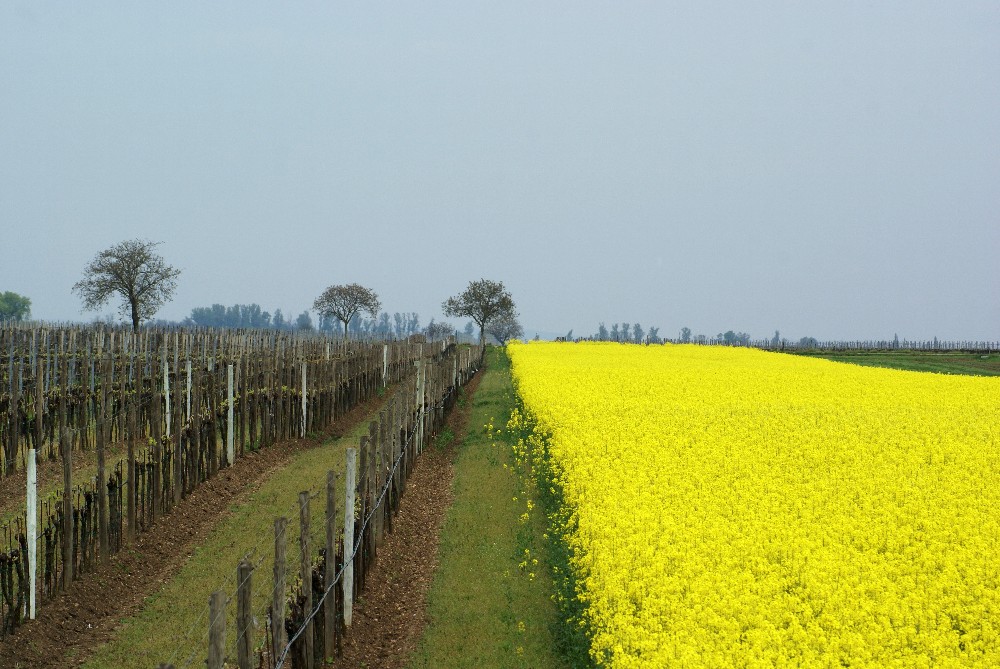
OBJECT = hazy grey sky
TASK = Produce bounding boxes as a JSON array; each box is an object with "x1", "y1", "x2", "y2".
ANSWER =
[{"x1": 2, "y1": 2, "x2": 998, "y2": 341}]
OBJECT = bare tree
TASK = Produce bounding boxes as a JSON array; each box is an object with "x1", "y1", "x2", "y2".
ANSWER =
[
  {"x1": 485, "y1": 309, "x2": 523, "y2": 346},
  {"x1": 313, "y1": 283, "x2": 381, "y2": 338},
  {"x1": 72, "y1": 239, "x2": 181, "y2": 331},
  {"x1": 442, "y1": 279, "x2": 515, "y2": 344}
]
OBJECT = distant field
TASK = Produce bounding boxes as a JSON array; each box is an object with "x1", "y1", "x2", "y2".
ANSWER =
[{"x1": 786, "y1": 349, "x2": 1000, "y2": 376}]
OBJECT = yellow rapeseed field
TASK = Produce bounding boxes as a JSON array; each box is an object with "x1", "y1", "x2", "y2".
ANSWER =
[{"x1": 507, "y1": 341, "x2": 1000, "y2": 668}]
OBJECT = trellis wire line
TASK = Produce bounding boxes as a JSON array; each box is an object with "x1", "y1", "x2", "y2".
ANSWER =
[
  {"x1": 162, "y1": 492, "x2": 308, "y2": 668},
  {"x1": 170, "y1": 476, "x2": 325, "y2": 664},
  {"x1": 176, "y1": 551, "x2": 266, "y2": 669},
  {"x1": 274, "y1": 400, "x2": 431, "y2": 668}
]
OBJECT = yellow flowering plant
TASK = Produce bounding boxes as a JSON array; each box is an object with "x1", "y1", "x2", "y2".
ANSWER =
[{"x1": 509, "y1": 341, "x2": 1000, "y2": 668}]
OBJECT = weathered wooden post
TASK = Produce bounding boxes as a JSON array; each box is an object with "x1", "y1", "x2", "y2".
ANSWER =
[
  {"x1": 299, "y1": 490, "x2": 314, "y2": 669},
  {"x1": 417, "y1": 360, "x2": 427, "y2": 455},
  {"x1": 301, "y1": 360, "x2": 307, "y2": 438},
  {"x1": 227, "y1": 363, "x2": 235, "y2": 466},
  {"x1": 57, "y1": 381, "x2": 73, "y2": 585},
  {"x1": 98, "y1": 355, "x2": 110, "y2": 560},
  {"x1": 344, "y1": 447, "x2": 356, "y2": 626},
  {"x1": 151, "y1": 372, "x2": 163, "y2": 520},
  {"x1": 236, "y1": 559, "x2": 253, "y2": 669},
  {"x1": 324, "y1": 470, "x2": 337, "y2": 660},
  {"x1": 163, "y1": 343, "x2": 171, "y2": 439},
  {"x1": 207, "y1": 590, "x2": 226, "y2": 669},
  {"x1": 127, "y1": 390, "x2": 137, "y2": 541},
  {"x1": 272, "y1": 517, "x2": 288, "y2": 658}
]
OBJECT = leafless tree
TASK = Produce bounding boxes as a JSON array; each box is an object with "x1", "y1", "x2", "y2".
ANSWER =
[
  {"x1": 442, "y1": 279, "x2": 515, "y2": 344},
  {"x1": 72, "y1": 239, "x2": 181, "y2": 331},
  {"x1": 313, "y1": 283, "x2": 381, "y2": 338},
  {"x1": 485, "y1": 309, "x2": 523, "y2": 346}
]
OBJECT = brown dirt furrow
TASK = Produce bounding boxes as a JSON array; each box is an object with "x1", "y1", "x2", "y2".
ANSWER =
[
  {"x1": 333, "y1": 370, "x2": 482, "y2": 669},
  {"x1": 0, "y1": 391, "x2": 392, "y2": 669}
]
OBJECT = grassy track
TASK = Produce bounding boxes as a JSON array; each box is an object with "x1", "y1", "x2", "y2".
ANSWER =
[
  {"x1": 408, "y1": 350, "x2": 568, "y2": 669},
  {"x1": 81, "y1": 414, "x2": 376, "y2": 668},
  {"x1": 785, "y1": 350, "x2": 1000, "y2": 376}
]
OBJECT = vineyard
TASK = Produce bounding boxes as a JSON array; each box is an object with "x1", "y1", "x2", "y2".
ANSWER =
[
  {"x1": 507, "y1": 342, "x2": 1000, "y2": 668},
  {"x1": 0, "y1": 322, "x2": 481, "y2": 654}
]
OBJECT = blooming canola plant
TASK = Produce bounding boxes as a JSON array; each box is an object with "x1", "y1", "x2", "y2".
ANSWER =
[{"x1": 507, "y1": 342, "x2": 1000, "y2": 668}]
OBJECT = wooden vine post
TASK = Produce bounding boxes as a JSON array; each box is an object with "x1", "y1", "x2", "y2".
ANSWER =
[
  {"x1": 236, "y1": 559, "x2": 253, "y2": 669},
  {"x1": 299, "y1": 490, "x2": 314, "y2": 669},
  {"x1": 227, "y1": 362, "x2": 235, "y2": 467},
  {"x1": 127, "y1": 384, "x2": 137, "y2": 542},
  {"x1": 53, "y1": 354, "x2": 73, "y2": 586},
  {"x1": 344, "y1": 447, "x2": 356, "y2": 627},
  {"x1": 151, "y1": 369, "x2": 163, "y2": 521},
  {"x1": 324, "y1": 470, "x2": 337, "y2": 659},
  {"x1": 97, "y1": 355, "x2": 110, "y2": 561},
  {"x1": 272, "y1": 516, "x2": 288, "y2": 658},
  {"x1": 207, "y1": 590, "x2": 226, "y2": 669}
]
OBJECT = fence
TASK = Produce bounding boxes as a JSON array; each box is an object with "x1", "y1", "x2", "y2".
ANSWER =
[
  {"x1": 156, "y1": 339, "x2": 481, "y2": 668},
  {"x1": 0, "y1": 323, "x2": 472, "y2": 639}
]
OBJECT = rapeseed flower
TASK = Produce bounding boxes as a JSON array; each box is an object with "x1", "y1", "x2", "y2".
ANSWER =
[{"x1": 508, "y1": 342, "x2": 1000, "y2": 667}]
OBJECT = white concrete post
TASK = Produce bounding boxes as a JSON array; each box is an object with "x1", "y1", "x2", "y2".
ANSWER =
[
  {"x1": 227, "y1": 363, "x2": 235, "y2": 465},
  {"x1": 382, "y1": 344, "x2": 388, "y2": 388},
  {"x1": 27, "y1": 447, "x2": 37, "y2": 619},
  {"x1": 344, "y1": 447, "x2": 356, "y2": 626}
]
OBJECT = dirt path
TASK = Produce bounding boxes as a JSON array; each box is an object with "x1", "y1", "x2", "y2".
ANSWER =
[
  {"x1": 0, "y1": 391, "x2": 392, "y2": 669},
  {"x1": 332, "y1": 371, "x2": 482, "y2": 669}
]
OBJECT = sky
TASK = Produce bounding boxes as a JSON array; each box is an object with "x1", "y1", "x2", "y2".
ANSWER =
[{"x1": 2, "y1": 2, "x2": 998, "y2": 342}]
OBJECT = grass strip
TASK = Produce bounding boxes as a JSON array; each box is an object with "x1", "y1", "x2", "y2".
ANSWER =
[
  {"x1": 408, "y1": 350, "x2": 568, "y2": 669},
  {"x1": 786, "y1": 350, "x2": 1000, "y2": 376}
]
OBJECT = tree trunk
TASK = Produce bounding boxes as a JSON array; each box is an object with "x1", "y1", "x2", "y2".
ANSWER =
[{"x1": 131, "y1": 299, "x2": 140, "y2": 332}]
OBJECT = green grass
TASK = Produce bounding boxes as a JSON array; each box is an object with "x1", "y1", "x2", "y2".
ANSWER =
[
  {"x1": 408, "y1": 349, "x2": 568, "y2": 669},
  {"x1": 785, "y1": 350, "x2": 1000, "y2": 376},
  {"x1": 82, "y1": 411, "x2": 379, "y2": 669}
]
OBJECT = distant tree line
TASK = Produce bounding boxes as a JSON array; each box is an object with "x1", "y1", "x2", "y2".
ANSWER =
[
  {"x1": 186, "y1": 303, "x2": 313, "y2": 331},
  {"x1": 592, "y1": 322, "x2": 662, "y2": 344},
  {"x1": 333, "y1": 311, "x2": 422, "y2": 339}
]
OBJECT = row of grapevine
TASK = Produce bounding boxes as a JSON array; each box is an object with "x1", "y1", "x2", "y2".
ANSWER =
[{"x1": 0, "y1": 323, "x2": 474, "y2": 639}]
